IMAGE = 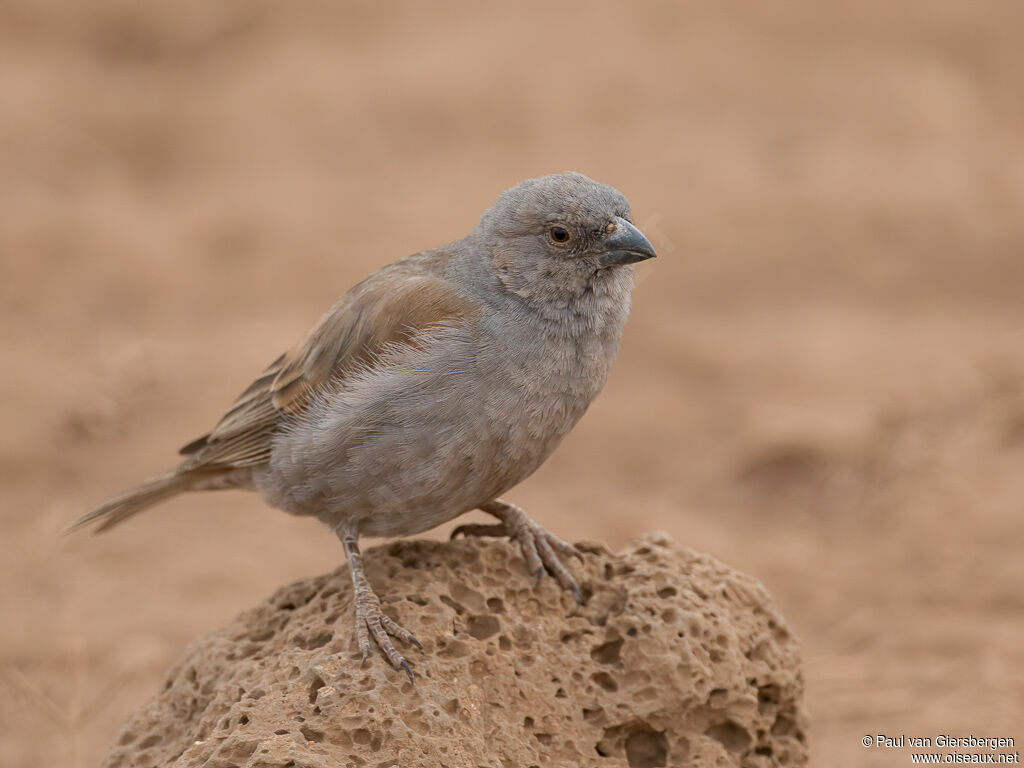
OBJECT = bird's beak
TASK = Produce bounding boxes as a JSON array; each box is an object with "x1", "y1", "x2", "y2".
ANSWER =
[{"x1": 598, "y1": 217, "x2": 657, "y2": 268}]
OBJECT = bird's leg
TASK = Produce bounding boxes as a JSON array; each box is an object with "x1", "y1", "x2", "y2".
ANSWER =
[
  {"x1": 339, "y1": 526, "x2": 422, "y2": 682},
  {"x1": 451, "y1": 498, "x2": 584, "y2": 603}
]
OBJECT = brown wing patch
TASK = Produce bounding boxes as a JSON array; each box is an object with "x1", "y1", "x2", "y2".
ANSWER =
[
  {"x1": 270, "y1": 277, "x2": 476, "y2": 414},
  {"x1": 178, "y1": 271, "x2": 475, "y2": 471}
]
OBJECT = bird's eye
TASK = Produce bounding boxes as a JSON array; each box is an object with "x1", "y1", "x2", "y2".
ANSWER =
[{"x1": 549, "y1": 226, "x2": 570, "y2": 243}]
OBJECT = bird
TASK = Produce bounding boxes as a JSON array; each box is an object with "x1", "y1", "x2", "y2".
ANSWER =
[{"x1": 69, "y1": 172, "x2": 656, "y2": 681}]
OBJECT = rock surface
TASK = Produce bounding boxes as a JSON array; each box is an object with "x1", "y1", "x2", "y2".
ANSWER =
[{"x1": 103, "y1": 533, "x2": 808, "y2": 767}]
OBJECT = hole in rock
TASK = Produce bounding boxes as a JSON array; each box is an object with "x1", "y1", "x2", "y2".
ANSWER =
[
  {"x1": 307, "y1": 675, "x2": 325, "y2": 705},
  {"x1": 624, "y1": 724, "x2": 669, "y2": 768},
  {"x1": 486, "y1": 597, "x2": 505, "y2": 613},
  {"x1": 706, "y1": 720, "x2": 752, "y2": 753},
  {"x1": 301, "y1": 631, "x2": 333, "y2": 650},
  {"x1": 439, "y1": 595, "x2": 465, "y2": 615},
  {"x1": 591, "y1": 671, "x2": 618, "y2": 692},
  {"x1": 771, "y1": 714, "x2": 798, "y2": 737},
  {"x1": 299, "y1": 725, "x2": 325, "y2": 743},
  {"x1": 758, "y1": 683, "x2": 780, "y2": 714},
  {"x1": 591, "y1": 634, "x2": 624, "y2": 664},
  {"x1": 707, "y1": 688, "x2": 728, "y2": 708},
  {"x1": 467, "y1": 614, "x2": 501, "y2": 640}
]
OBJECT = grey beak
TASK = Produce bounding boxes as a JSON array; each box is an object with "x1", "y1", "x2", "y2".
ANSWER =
[{"x1": 599, "y1": 217, "x2": 657, "y2": 268}]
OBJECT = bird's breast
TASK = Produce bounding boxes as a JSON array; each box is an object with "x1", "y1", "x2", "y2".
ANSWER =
[{"x1": 470, "y1": 311, "x2": 622, "y2": 482}]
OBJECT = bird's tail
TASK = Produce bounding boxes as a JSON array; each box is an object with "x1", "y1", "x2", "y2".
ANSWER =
[{"x1": 66, "y1": 470, "x2": 192, "y2": 534}]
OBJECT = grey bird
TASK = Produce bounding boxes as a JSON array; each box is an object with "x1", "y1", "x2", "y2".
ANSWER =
[{"x1": 69, "y1": 172, "x2": 656, "y2": 680}]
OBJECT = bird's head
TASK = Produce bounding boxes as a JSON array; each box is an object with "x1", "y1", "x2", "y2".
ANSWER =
[{"x1": 472, "y1": 172, "x2": 656, "y2": 300}]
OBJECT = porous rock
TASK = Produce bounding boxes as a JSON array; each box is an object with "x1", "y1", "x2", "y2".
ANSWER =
[{"x1": 103, "y1": 533, "x2": 808, "y2": 767}]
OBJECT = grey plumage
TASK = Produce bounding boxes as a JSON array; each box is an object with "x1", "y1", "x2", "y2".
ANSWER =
[{"x1": 70, "y1": 172, "x2": 656, "y2": 679}]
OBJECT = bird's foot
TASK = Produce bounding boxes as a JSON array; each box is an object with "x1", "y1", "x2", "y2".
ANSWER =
[
  {"x1": 353, "y1": 586, "x2": 422, "y2": 683},
  {"x1": 452, "y1": 499, "x2": 584, "y2": 603}
]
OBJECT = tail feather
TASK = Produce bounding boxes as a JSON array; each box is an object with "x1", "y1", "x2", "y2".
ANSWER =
[{"x1": 66, "y1": 471, "x2": 191, "y2": 534}]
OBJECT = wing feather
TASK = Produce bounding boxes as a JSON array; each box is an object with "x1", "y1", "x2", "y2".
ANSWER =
[{"x1": 178, "y1": 252, "x2": 474, "y2": 470}]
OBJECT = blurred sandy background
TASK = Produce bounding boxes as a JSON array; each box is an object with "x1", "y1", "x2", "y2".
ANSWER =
[{"x1": 2, "y1": 1, "x2": 1023, "y2": 765}]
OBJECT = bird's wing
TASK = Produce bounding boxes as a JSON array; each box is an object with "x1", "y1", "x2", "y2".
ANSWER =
[{"x1": 178, "y1": 252, "x2": 474, "y2": 470}]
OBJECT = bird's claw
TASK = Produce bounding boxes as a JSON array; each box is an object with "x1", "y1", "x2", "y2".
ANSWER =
[
  {"x1": 353, "y1": 593, "x2": 421, "y2": 682},
  {"x1": 518, "y1": 520, "x2": 584, "y2": 603},
  {"x1": 456, "y1": 504, "x2": 584, "y2": 603}
]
